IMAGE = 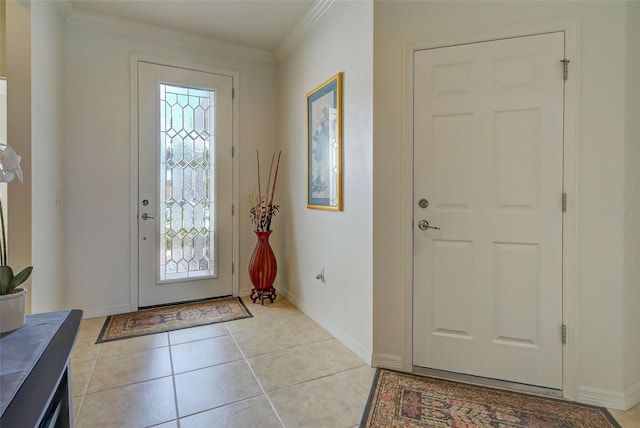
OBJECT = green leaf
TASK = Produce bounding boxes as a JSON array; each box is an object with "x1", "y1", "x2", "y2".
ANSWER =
[
  {"x1": 0, "y1": 265, "x2": 14, "y2": 295},
  {"x1": 10, "y1": 266, "x2": 32, "y2": 290},
  {"x1": 0, "y1": 266, "x2": 32, "y2": 295}
]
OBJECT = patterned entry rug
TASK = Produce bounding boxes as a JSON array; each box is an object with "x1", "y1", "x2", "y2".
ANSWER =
[
  {"x1": 96, "y1": 296, "x2": 252, "y2": 343},
  {"x1": 361, "y1": 369, "x2": 621, "y2": 427}
]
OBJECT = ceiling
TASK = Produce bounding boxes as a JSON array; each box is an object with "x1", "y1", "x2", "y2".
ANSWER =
[{"x1": 68, "y1": 0, "x2": 317, "y2": 52}]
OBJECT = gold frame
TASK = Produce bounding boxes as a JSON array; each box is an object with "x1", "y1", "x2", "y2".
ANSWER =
[{"x1": 306, "y1": 73, "x2": 343, "y2": 211}]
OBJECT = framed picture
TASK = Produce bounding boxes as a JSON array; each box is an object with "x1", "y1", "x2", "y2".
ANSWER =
[{"x1": 307, "y1": 73, "x2": 343, "y2": 211}]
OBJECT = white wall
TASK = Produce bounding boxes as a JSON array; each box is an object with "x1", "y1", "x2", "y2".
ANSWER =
[
  {"x1": 30, "y1": 0, "x2": 66, "y2": 312},
  {"x1": 373, "y1": 0, "x2": 638, "y2": 409},
  {"x1": 624, "y1": 0, "x2": 640, "y2": 400},
  {"x1": 5, "y1": 0, "x2": 32, "y2": 313},
  {"x1": 63, "y1": 18, "x2": 278, "y2": 316},
  {"x1": 0, "y1": 2, "x2": 5, "y2": 76},
  {"x1": 278, "y1": 0, "x2": 373, "y2": 362}
]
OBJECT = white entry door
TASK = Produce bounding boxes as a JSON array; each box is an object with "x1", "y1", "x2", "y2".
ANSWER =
[
  {"x1": 412, "y1": 33, "x2": 565, "y2": 389},
  {"x1": 138, "y1": 61, "x2": 233, "y2": 307}
]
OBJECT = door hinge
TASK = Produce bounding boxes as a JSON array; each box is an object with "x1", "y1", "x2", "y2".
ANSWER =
[
  {"x1": 562, "y1": 193, "x2": 567, "y2": 212},
  {"x1": 562, "y1": 324, "x2": 567, "y2": 344},
  {"x1": 232, "y1": 87, "x2": 235, "y2": 99},
  {"x1": 561, "y1": 59, "x2": 570, "y2": 81},
  {"x1": 232, "y1": 262, "x2": 235, "y2": 274},
  {"x1": 232, "y1": 146, "x2": 235, "y2": 157},
  {"x1": 232, "y1": 204, "x2": 235, "y2": 215}
]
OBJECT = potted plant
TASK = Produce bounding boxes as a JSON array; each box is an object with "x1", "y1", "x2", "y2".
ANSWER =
[
  {"x1": 0, "y1": 146, "x2": 33, "y2": 333},
  {"x1": 248, "y1": 150, "x2": 281, "y2": 304}
]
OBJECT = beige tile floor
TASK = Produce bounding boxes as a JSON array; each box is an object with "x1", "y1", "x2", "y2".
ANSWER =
[
  {"x1": 70, "y1": 297, "x2": 640, "y2": 428},
  {"x1": 70, "y1": 297, "x2": 373, "y2": 428}
]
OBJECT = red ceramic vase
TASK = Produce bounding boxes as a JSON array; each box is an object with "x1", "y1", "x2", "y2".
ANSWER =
[{"x1": 248, "y1": 231, "x2": 277, "y2": 291}]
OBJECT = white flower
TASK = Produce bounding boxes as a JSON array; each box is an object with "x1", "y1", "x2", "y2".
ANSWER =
[
  {"x1": 0, "y1": 147, "x2": 23, "y2": 183},
  {"x1": 0, "y1": 170, "x2": 15, "y2": 183},
  {"x1": 1, "y1": 147, "x2": 21, "y2": 170}
]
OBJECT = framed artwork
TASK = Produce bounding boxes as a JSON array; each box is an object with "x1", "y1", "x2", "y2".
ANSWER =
[{"x1": 306, "y1": 72, "x2": 343, "y2": 211}]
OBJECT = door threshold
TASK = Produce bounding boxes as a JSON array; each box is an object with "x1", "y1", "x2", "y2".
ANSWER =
[
  {"x1": 139, "y1": 295, "x2": 233, "y2": 310},
  {"x1": 412, "y1": 366, "x2": 563, "y2": 398}
]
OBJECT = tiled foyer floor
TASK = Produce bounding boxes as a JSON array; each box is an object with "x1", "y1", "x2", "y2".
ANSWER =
[
  {"x1": 70, "y1": 297, "x2": 374, "y2": 428},
  {"x1": 70, "y1": 296, "x2": 640, "y2": 428}
]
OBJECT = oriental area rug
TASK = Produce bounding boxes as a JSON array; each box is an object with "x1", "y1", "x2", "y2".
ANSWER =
[
  {"x1": 361, "y1": 369, "x2": 621, "y2": 428},
  {"x1": 96, "y1": 296, "x2": 252, "y2": 343}
]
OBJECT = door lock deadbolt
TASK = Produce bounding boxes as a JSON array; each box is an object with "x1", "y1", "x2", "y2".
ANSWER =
[
  {"x1": 418, "y1": 198, "x2": 429, "y2": 209},
  {"x1": 142, "y1": 199, "x2": 149, "y2": 206}
]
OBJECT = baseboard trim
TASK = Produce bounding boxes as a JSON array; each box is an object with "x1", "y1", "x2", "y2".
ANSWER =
[
  {"x1": 623, "y1": 382, "x2": 640, "y2": 410},
  {"x1": 274, "y1": 286, "x2": 288, "y2": 299},
  {"x1": 238, "y1": 286, "x2": 254, "y2": 299},
  {"x1": 576, "y1": 384, "x2": 636, "y2": 410},
  {"x1": 81, "y1": 304, "x2": 132, "y2": 319},
  {"x1": 283, "y1": 289, "x2": 372, "y2": 365},
  {"x1": 372, "y1": 353, "x2": 404, "y2": 370}
]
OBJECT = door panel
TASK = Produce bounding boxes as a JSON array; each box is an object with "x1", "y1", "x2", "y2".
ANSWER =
[
  {"x1": 138, "y1": 62, "x2": 233, "y2": 307},
  {"x1": 413, "y1": 32, "x2": 564, "y2": 389}
]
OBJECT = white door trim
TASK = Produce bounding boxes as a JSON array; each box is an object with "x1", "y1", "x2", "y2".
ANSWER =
[
  {"x1": 129, "y1": 53, "x2": 240, "y2": 310},
  {"x1": 402, "y1": 18, "x2": 579, "y2": 399}
]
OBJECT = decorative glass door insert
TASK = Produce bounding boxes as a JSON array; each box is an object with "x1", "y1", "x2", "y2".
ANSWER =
[{"x1": 159, "y1": 84, "x2": 217, "y2": 282}]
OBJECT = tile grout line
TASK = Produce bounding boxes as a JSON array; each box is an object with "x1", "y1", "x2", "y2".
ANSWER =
[
  {"x1": 81, "y1": 345, "x2": 173, "y2": 395},
  {"x1": 76, "y1": 332, "x2": 180, "y2": 427},
  {"x1": 71, "y1": 322, "x2": 106, "y2": 425},
  {"x1": 226, "y1": 311, "x2": 287, "y2": 428},
  {"x1": 72, "y1": 341, "x2": 103, "y2": 424},
  {"x1": 167, "y1": 335, "x2": 182, "y2": 428}
]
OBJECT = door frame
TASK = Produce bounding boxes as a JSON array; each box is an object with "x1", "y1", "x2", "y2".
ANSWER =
[
  {"x1": 129, "y1": 53, "x2": 240, "y2": 310},
  {"x1": 402, "y1": 19, "x2": 578, "y2": 399}
]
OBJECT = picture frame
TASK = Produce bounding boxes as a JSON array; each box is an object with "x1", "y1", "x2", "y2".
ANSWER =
[{"x1": 306, "y1": 72, "x2": 343, "y2": 211}]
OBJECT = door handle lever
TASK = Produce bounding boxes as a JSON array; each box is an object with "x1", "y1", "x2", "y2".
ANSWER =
[
  {"x1": 418, "y1": 220, "x2": 440, "y2": 231},
  {"x1": 141, "y1": 213, "x2": 157, "y2": 220}
]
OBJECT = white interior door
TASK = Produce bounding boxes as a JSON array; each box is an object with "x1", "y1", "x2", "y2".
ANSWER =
[
  {"x1": 412, "y1": 33, "x2": 565, "y2": 389},
  {"x1": 138, "y1": 61, "x2": 233, "y2": 307}
]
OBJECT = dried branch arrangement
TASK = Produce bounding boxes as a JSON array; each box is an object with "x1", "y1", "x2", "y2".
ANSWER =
[{"x1": 249, "y1": 150, "x2": 281, "y2": 232}]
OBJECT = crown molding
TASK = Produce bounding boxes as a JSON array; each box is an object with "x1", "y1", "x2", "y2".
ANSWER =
[
  {"x1": 62, "y1": 6, "x2": 277, "y2": 64},
  {"x1": 275, "y1": 0, "x2": 336, "y2": 62}
]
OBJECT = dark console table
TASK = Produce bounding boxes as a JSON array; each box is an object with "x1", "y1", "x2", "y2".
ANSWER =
[{"x1": 0, "y1": 309, "x2": 83, "y2": 427}]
